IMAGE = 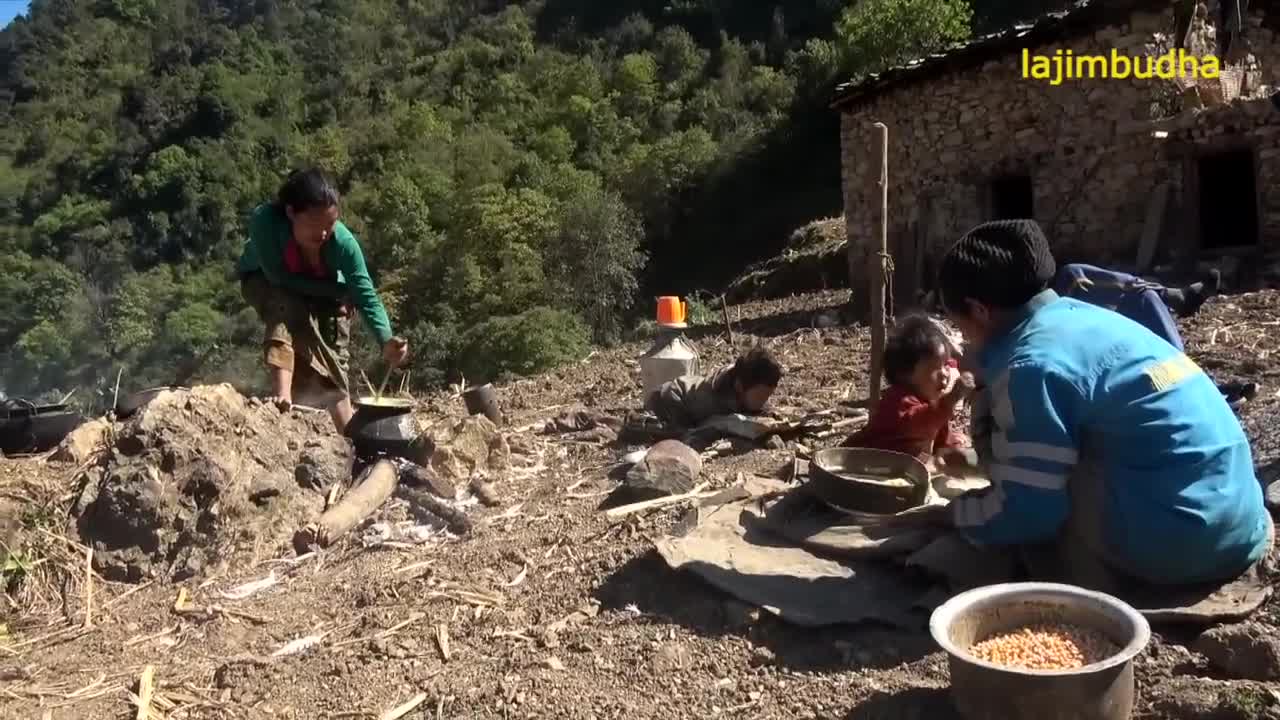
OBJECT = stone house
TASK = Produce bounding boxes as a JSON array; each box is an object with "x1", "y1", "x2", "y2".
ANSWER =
[{"x1": 834, "y1": 0, "x2": 1280, "y2": 305}]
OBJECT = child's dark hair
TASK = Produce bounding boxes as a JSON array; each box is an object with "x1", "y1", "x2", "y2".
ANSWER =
[
  {"x1": 276, "y1": 167, "x2": 340, "y2": 213},
  {"x1": 883, "y1": 315, "x2": 948, "y2": 387},
  {"x1": 732, "y1": 346, "x2": 783, "y2": 389}
]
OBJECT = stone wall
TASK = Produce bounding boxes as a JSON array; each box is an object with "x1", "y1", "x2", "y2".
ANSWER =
[{"x1": 839, "y1": 4, "x2": 1280, "y2": 304}]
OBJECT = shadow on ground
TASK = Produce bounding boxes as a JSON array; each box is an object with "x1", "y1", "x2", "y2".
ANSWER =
[
  {"x1": 593, "y1": 550, "x2": 937, "y2": 673},
  {"x1": 843, "y1": 687, "x2": 960, "y2": 720}
]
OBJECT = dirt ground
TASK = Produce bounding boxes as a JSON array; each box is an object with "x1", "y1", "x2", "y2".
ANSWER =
[{"x1": 3, "y1": 289, "x2": 1280, "y2": 720}]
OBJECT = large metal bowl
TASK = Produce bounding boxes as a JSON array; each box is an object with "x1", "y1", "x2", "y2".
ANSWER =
[
  {"x1": 807, "y1": 447, "x2": 931, "y2": 515},
  {"x1": 929, "y1": 582, "x2": 1151, "y2": 720}
]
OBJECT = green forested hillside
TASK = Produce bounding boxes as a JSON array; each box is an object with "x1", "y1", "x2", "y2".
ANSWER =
[{"x1": 0, "y1": 0, "x2": 1066, "y2": 405}]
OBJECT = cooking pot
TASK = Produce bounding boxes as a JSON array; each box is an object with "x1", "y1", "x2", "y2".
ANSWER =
[
  {"x1": 344, "y1": 396, "x2": 421, "y2": 461},
  {"x1": 807, "y1": 447, "x2": 931, "y2": 515},
  {"x1": 930, "y1": 582, "x2": 1150, "y2": 720},
  {"x1": 116, "y1": 386, "x2": 184, "y2": 419}
]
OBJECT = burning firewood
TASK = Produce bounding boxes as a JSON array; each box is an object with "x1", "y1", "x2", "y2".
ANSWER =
[{"x1": 293, "y1": 459, "x2": 399, "y2": 553}]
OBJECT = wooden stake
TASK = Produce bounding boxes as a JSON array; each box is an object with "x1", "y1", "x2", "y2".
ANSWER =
[
  {"x1": 83, "y1": 546, "x2": 94, "y2": 629},
  {"x1": 134, "y1": 665, "x2": 155, "y2": 720},
  {"x1": 112, "y1": 368, "x2": 123, "y2": 414},
  {"x1": 436, "y1": 624, "x2": 451, "y2": 661},
  {"x1": 720, "y1": 295, "x2": 736, "y2": 347},
  {"x1": 868, "y1": 122, "x2": 890, "y2": 405}
]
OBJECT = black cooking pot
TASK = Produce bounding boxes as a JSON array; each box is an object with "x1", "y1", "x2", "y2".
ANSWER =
[
  {"x1": 116, "y1": 386, "x2": 184, "y2": 419},
  {"x1": 806, "y1": 447, "x2": 931, "y2": 515},
  {"x1": 344, "y1": 397, "x2": 421, "y2": 461},
  {"x1": 0, "y1": 399, "x2": 86, "y2": 455}
]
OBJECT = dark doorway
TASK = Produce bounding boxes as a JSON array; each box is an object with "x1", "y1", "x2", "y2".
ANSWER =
[
  {"x1": 1198, "y1": 149, "x2": 1258, "y2": 250},
  {"x1": 990, "y1": 174, "x2": 1034, "y2": 220}
]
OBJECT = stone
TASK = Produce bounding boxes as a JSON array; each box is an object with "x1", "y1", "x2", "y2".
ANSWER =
[
  {"x1": 1265, "y1": 480, "x2": 1280, "y2": 511},
  {"x1": 625, "y1": 439, "x2": 702, "y2": 497},
  {"x1": 1194, "y1": 622, "x2": 1280, "y2": 681},
  {"x1": 405, "y1": 463, "x2": 457, "y2": 500},
  {"x1": 749, "y1": 646, "x2": 777, "y2": 667},
  {"x1": 469, "y1": 477, "x2": 502, "y2": 506},
  {"x1": 294, "y1": 437, "x2": 353, "y2": 491},
  {"x1": 651, "y1": 642, "x2": 691, "y2": 673},
  {"x1": 51, "y1": 418, "x2": 110, "y2": 464},
  {"x1": 423, "y1": 415, "x2": 510, "y2": 483},
  {"x1": 248, "y1": 475, "x2": 282, "y2": 503},
  {"x1": 724, "y1": 599, "x2": 761, "y2": 630}
]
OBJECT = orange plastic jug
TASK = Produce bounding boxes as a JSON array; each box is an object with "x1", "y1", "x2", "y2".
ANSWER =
[{"x1": 656, "y1": 296, "x2": 687, "y2": 326}]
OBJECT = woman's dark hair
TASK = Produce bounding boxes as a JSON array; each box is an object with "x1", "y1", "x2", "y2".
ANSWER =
[
  {"x1": 275, "y1": 167, "x2": 340, "y2": 213},
  {"x1": 883, "y1": 315, "x2": 948, "y2": 387},
  {"x1": 732, "y1": 346, "x2": 783, "y2": 390}
]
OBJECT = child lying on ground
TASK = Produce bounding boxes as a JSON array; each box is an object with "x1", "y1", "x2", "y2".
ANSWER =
[
  {"x1": 646, "y1": 346, "x2": 783, "y2": 429},
  {"x1": 842, "y1": 315, "x2": 974, "y2": 464}
]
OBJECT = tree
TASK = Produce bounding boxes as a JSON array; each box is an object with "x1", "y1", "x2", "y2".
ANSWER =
[
  {"x1": 0, "y1": 0, "x2": 1014, "y2": 398},
  {"x1": 834, "y1": 0, "x2": 973, "y2": 78},
  {"x1": 545, "y1": 187, "x2": 647, "y2": 344}
]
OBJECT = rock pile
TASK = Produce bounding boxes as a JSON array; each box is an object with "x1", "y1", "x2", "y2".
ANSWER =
[{"x1": 72, "y1": 385, "x2": 349, "y2": 581}]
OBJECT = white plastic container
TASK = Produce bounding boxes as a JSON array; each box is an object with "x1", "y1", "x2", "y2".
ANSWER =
[{"x1": 640, "y1": 331, "x2": 700, "y2": 397}]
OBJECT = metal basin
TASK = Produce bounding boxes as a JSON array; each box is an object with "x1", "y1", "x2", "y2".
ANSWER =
[
  {"x1": 929, "y1": 582, "x2": 1151, "y2": 720},
  {"x1": 0, "y1": 412, "x2": 86, "y2": 455},
  {"x1": 807, "y1": 447, "x2": 930, "y2": 515}
]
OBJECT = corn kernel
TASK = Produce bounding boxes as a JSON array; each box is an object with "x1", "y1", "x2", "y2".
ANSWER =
[{"x1": 967, "y1": 623, "x2": 1119, "y2": 670}]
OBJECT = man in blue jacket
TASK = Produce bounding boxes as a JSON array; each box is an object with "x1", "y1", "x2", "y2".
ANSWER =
[{"x1": 936, "y1": 219, "x2": 1269, "y2": 589}]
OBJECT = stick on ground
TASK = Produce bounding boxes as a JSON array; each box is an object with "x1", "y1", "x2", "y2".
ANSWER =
[
  {"x1": 605, "y1": 483, "x2": 712, "y2": 519},
  {"x1": 83, "y1": 546, "x2": 94, "y2": 629},
  {"x1": 436, "y1": 624, "x2": 451, "y2": 661},
  {"x1": 134, "y1": 665, "x2": 155, "y2": 720},
  {"x1": 380, "y1": 692, "x2": 427, "y2": 720}
]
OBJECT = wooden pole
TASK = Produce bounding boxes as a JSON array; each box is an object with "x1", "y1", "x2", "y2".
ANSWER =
[
  {"x1": 867, "y1": 122, "x2": 889, "y2": 405},
  {"x1": 719, "y1": 294, "x2": 736, "y2": 348}
]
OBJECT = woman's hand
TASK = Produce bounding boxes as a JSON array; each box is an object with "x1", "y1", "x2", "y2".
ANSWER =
[
  {"x1": 383, "y1": 336, "x2": 409, "y2": 367},
  {"x1": 869, "y1": 503, "x2": 952, "y2": 530}
]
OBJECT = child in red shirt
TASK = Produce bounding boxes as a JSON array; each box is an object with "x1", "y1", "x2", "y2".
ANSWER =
[{"x1": 842, "y1": 315, "x2": 974, "y2": 463}]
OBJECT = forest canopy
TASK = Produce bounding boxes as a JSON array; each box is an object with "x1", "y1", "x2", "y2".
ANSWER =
[{"x1": 0, "y1": 0, "x2": 1068, "y2": 406}]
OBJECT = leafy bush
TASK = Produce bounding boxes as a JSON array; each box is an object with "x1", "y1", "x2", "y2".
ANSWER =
[{"x1": 456, "y1": 307, "x2": 591, "y2": 383}]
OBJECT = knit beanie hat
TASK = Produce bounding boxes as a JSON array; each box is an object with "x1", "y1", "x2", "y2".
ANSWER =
[{"x1": 937, "y1": 219, "x2": 1056, "y2": 311}]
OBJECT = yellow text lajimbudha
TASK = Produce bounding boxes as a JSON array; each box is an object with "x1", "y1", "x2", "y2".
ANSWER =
[{"x1": 1022, "y1": 48, "x2": 1221, "y2": 85}]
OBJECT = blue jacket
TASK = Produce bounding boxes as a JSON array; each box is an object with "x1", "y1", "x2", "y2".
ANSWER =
[
  {"x1": 952, "y1": 290, "x2": 1268, "y2": 585},
  {"x1": 1052, "y1": 264, "x2": 1184, "y2": 351}
]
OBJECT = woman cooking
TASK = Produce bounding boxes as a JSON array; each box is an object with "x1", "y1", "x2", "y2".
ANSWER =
[{"x1": 237, "y1": 167, "x2": 409, "y2": 432}]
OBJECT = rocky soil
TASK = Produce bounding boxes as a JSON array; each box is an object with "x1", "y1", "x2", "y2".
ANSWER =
[{"x1": 1, "y1": 288, "x2": 1279, "y2": 720}]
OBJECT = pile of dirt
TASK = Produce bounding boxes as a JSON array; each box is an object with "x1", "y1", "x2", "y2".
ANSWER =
[
  {"x1": 71, "y1": 385, "x2": 348, "y2": 582},
  {"x1": 726, "y1": 217, "x2": 849, "y2": 302}
]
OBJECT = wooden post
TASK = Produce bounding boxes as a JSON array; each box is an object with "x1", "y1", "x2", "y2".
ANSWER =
[{"x1": 867, "y1": 122, "x2": 889, "y2": 405}]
